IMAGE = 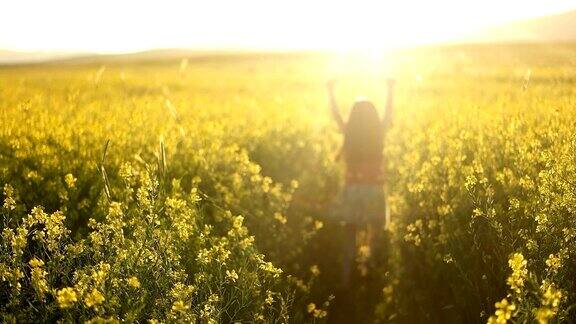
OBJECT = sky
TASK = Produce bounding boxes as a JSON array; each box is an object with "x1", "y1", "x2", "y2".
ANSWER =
[{"x1": 1, "y1": 0, "x2": 576, "y2": 53}]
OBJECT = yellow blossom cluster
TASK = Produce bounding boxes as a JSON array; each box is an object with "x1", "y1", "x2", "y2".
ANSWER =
[
  {"x1": 533, "y1": 281, "x2": 563, "y2": 324},
  {"x1": 487, "y1": 298, "x2": 516, "y2": 324},
  {"x1": 507, "y1": 253, "x2": 527, "y2": 294}
]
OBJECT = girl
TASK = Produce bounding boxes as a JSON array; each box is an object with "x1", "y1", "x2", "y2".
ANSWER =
[{"x1": 327, "y1": 78, "x2": 395, "y2": 288}]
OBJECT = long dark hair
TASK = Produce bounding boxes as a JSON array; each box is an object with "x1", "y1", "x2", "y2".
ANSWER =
[{"x1": 342, "y1": 100, "x2": 383, "y2": 165}]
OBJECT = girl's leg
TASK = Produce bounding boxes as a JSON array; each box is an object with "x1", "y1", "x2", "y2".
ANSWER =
[
  {"x1": 341, "y1": 222, "x2": 357, "y2": 288},
  {"x1": 369, "y1": 218, "x2": 383, "y2": 251},
  {"x1": 369, "y1": 189, "x2": 387, "y2": 264},
  {"x1": 366, "y1": 214, "x2": 386, "y2": 272}
]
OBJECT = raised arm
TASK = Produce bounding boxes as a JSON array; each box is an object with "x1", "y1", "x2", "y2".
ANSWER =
[
  {"x1": 327, "y1": 80, "x2": 345, "y2": 133},
  {"x1": 382, "y1": 78, "x2": 395, "y2": 130}
]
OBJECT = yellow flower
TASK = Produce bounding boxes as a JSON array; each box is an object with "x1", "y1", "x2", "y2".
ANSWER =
[
  {"x1": 64, "y1": 173, "x2": 77, "y2": 188},
  {"x1": 84, "y1": 288, "x2": 105, "y2": 308},
  {"x1": 290, "y1": 180, "x2": 299, "y2": 189},
  {"x1": 310, "y1": 265, "x2": 320, "y2": 276},
  {"x1": 545, "y1": 254, "x2": 561, "y2": 273},
  {"x1": 265, "y1": 290, "x2": 274, "y2": 305},
  {"x1": 506, "y1": 253, "x2": 527, "y2": 293},
  {"x1": 533, "y1": 281, "x2": 563, "y2": 324},
  {"x1": 232, "y1": 215, "x2": 244, "y2": 230},
  {"x1": 29, "y1": 257, "x2": 45, "y2": 268},
  {"x1": 56, "y1": 287, "x2": 78, "y2": 308},
  {"x1": 313, "y1": 309, "x2": 327, "y2": 318},
  {"x1": 307, "y1": 302, "x2": 327, "y2": 318},
  {"x1": 85, "y1": 316, "x2": 120, "y2": 324},
  {"x1": 92, "y1": 262, "x2": 111, "y2": 285},
  {"x1": 127, "y1": 276, "x2": 141, "y2": 288},
  {"x1": 259, "y1": 261, "x2": 282, "y2": 278},
  {"x1": 11, "y1": 227, "x2": 28, "y2": 257},
  {"x1": 225, "y1": 269, "x2": 238, "y2": 282},
  {"x1": 487, "y1": 298, "x2": 515, "y2": 324},
  {"x1": 172, "y1": 300, "x2": 189, "y2": 312},
  {"x1": 383, "y1": 285, "x2": 394, "y2": 303},
  {"x1": 542, "y1": 284, "x2": 562, "y2": 308},
  {"x1": 534, "y1": 308, "x2": 555, "y2": 324},
  {"x1": 494, "y1": 298, "x2": 515, "y2": 320},
  {"x1": 307, "y1": 303, "x2": 316, "y2": 313},
  {"x1": 29, "y1": 258, "x2": 49, "y2": 299},
  {"x1": 2, "y1": 184, "x2": 17, "y2": 210},
  {"x1": 274, "y1": 212, "x2": 287, "y2": 224}
]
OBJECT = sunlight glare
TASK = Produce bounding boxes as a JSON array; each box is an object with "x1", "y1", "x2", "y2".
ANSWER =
[{"x1": 1, "y1": 0, "x2": 576, "y2": 53}]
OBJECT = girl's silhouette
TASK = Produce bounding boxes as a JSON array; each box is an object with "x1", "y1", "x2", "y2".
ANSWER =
[{"x1": 327, "y1": 79, "x2": 395, "y2": 289}]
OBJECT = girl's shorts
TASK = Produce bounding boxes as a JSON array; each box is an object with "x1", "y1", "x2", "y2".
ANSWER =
[{"x1": 331, "y1": 184, "x2": 386, "y2": 226}]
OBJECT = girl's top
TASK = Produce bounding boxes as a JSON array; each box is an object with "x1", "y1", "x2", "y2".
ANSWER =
[{"x1": 346, "y1": 160, "x2": 384, "y2": 185}]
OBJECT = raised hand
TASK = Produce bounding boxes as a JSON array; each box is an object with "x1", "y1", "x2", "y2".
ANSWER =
[
  {"x1": 386, "y1": 78, "x2": 396, "y2": 91},
  {"x1": 326, "y1": 79, "x2": 336, "y2": 94},
  {"x1": 326, "y1": 79, "x2": 345, "y2": 132},
  {"x1": 383, "y1": 78, "x2": 395, "y2": 130}
]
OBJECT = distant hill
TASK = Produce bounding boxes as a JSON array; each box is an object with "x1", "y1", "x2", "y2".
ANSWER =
[
  {"x1": 42, "y1": 49, "x2": 245, "y2": 65},
  {"x1": 3, "y1": 9, "x2": 576, "y2": 65},
  {"x1": 0, "y1": 49, "x2": 208, "y2": 66},
  {"x1": 0, "y1": 48, "x2": 317, "y2": 66},
  {"x1": 0, "y1": 50, "x2": 86, "y2": 64},
  {"x1": 469, "y1": 10, "x2": 576, "y2": 42}
]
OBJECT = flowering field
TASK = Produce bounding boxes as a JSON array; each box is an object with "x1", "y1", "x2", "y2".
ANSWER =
[{"x1": 1, "y1": 44, "x2": 576, "y2": 323}]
